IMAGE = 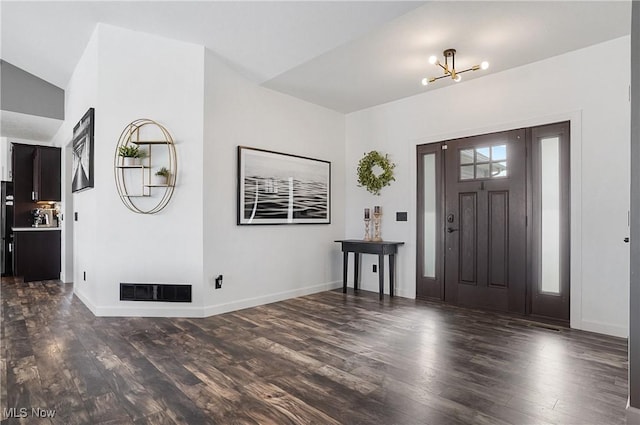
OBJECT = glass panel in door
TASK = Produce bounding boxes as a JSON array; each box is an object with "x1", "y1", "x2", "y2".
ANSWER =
[
  {"x1": 423, "y1": 153, "x2": 436, "y2": 278},
  {"x1": 540, "y1": 136, "x2": 561, "y2": 294}
]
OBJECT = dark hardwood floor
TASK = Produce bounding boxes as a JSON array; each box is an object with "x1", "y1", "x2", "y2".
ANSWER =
[{"x1": 0, "y1": 277, "x2": 630, "y2": 424}]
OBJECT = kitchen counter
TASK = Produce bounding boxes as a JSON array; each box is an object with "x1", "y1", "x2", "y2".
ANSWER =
[{"x1": 12, "y1": 227, "x2": 61, "y2": 232}]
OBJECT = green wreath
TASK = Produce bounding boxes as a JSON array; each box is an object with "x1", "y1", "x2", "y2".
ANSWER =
[{"x1": 357, "y1": 151, "x2": 396, "y2": 195}]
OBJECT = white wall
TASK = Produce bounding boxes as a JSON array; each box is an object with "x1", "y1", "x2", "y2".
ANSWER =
[
  {"x1": 345, "y1": 36, "x2": 631, "y2": 337},
  {"x1": 54, "y1": 24, "x2": 206, "y2": 316},
  {"x1": 51, "y1": 29, "x2": 98, "y2": 292},
  {"x1": 201, "y1": 50, "x2": 345, "y2": 315},
  {"x1": 0, "y1": 137, "x2": 9, "y2": 181},
  {"x1": 53, "y1": 25, "x2": 345, "y2": 317},
  {"x1": 51, "y1": 24, "x2": 628, "y2": 335}
]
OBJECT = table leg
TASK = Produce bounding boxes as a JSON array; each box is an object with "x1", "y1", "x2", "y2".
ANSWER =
[
  {"x1": 354, "y1": 253, "x2": 361, "y2": 291},
  {"x1": 378, "y1": 254, "x2": 384, "y2": 300},
  {"x1": 389, "y1": 253, "x2": 395, "y2": 298},
  {"x1": 343, "y1": 251, "x2": 348, "y2": 293}
]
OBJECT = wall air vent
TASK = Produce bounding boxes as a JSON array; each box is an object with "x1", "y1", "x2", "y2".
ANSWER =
[{"x1": 120, "y1": 283, "x2": 192, "y2": 302}]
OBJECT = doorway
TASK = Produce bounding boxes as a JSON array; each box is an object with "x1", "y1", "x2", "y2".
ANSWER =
[{"x1": 417, "y1": 121, "x2": 570, "y2": 322}]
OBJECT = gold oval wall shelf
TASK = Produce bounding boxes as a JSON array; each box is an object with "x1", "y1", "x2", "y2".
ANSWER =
[{"x1": 114, "y1": 119, "x2": 177, "y2": 214}]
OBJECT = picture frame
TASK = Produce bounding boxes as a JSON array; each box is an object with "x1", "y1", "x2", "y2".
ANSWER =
[
  {"x1": 237, "y1": 146, "x2": 331, "y2": 225},
  {"x1": 71, "y1": 108, "x2": 95, "y2": 192}
]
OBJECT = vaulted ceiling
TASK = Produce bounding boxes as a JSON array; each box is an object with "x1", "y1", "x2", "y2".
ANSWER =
[{"x1": 0, "y1": 1, "x2": 632, "y2": 120}]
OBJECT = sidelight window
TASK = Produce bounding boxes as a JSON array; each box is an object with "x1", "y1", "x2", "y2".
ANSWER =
[
  {"x1": 540, "y1": 136, "x2": 561, "y2": 294},
  {"x1": 530, "y1": 121, "x2": 569, "y2": 320},
  {"x1": 459, "y1": 144, "x2": 508, "y2": 180},
  {"x1": 422, "y1": 153, "x2": 436, "y2": 278}
]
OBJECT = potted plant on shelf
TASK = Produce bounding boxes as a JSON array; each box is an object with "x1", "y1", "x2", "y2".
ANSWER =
[
  {"x1": 154, "y1": 167, "x2": 170, "y2": 185},
  {"x1": 118, "y1": 145, "x2": 144, "y2": 166}
]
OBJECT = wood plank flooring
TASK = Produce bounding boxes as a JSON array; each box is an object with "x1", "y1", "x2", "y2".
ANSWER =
[{"x1": 0, "y1": 277, "x2": 630, "y2": 424}]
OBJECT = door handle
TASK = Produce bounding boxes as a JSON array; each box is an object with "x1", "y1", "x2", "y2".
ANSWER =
[
  {"x1": 447, "y1": 227, "x2": 459, "y2": 233},
  {"x1": 624, "y1": 237, "x2": 630, "y2": 243}
]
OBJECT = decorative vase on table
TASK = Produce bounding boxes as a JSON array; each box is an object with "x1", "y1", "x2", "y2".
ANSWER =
[
  {"x1": 364, "y1": 208, "x2": 371, "y2": 241},
  {"x1": 373, "y1": 206, "x2": 382, "y2": 241}
]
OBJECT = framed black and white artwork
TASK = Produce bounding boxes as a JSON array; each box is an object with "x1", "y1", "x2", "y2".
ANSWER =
[
  {"x1": 71, "y1": 108, "x2": 95, "y2": 192},
  {"x1": 237, "y1": 146, "x2": 331, "y2": 225}
]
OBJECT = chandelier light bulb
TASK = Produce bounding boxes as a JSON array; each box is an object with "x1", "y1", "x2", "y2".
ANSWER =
[
  {"x1": 421, "y1": 78, "x2": 429, "y2": 86},
  {"x1": 454, "y1": 74, "x2": 462, "y2": 82},
  {"x1": 481, "y1": 61, "x2": 490, "y2": 70},
  {"x1": 428, "y1": 55, "x2": 438, "y2": 65}
]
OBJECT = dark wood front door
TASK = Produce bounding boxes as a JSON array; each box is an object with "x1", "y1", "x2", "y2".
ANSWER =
[{"x1": 443, "y1": 129, "x2": 527, "y2": 313}]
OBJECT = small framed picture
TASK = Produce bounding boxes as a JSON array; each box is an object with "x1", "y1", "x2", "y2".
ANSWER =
[
  {"x1": 71, "y1": 108, "x2": 95, "y2": 192},
  {"x1": 237, "y1": 146, "x2": 331, "y2": 225}
]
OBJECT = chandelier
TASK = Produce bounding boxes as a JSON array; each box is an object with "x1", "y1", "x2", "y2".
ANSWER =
[{"x1": 421, "y1": 48, "x2": 489, "y2": 86}]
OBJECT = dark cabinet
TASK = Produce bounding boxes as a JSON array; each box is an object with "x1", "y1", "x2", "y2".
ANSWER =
[
  {"x1": 14, "y1": 230, "x2": 61, "y2": 282},
  {"x1": 12, "y1": 144, "x2": 36, "y2": 228},
  {"x1": 11, "y1": 144, "x2": 61, "y2": 227},
  {"x1": 33, "y1": 146, "x2": 61, "y2": 202},
  {"x1": 10, "y1": 143, "x2": 62, "y2": 282}
]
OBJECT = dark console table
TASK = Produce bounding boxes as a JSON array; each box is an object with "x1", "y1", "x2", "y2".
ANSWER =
[{"x1": 335, "y1": 240, "x2": 404, "y2": 300}]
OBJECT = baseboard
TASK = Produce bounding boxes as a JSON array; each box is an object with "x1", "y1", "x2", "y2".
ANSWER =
[
  {"x1": 73, "y1": 288, "x2": 98, "y2": 316},
  {"x1": 74, "y1": 286, "x2": 204, "y2": 317},
  {"x1": 203, "y1": 280, "x2": 342, "y2": 317},
  {"x1": 94, "y1": 303, "x2": 205, "y2": 318},
  {"x1": 74, "y1": 280, "x2": 342, "y2": 318},
  {"x1": 626, "y1": 402, "x2": 640, "y2": 425},
  {"x1": 394, "y1": 287, "x2": 416, "y2": 299},
  {"x1": 579, "y1": 319, "x2": 628, "y2": 338}
]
